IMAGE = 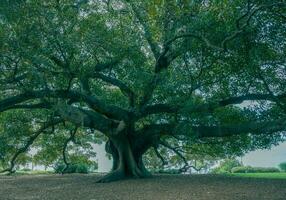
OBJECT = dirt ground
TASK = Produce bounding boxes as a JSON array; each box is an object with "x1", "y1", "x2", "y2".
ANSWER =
[{"x1": 0, "y1": 174, "x2": 285, "y2": 200}]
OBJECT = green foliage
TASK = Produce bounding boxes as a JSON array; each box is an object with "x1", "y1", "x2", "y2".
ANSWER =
[
  {"x1": 21, "y1": 168, "x2": 32, "y2": 172},
  {"x1": 278, "y1": 162, "x2": 286, "y2": 172},
  {"x1": 53, "y1": 151, "x2": 98, "y2": 174},
  {"x1": 212, "y1": 159, "x2": 242, "y2": 174},
  {"x1": 231, "y1": 166, "x2": 280, "y2": 173},
  {"x1": 155, "y1": 169, "x2": 181, "y2": 174},
  {"x1": 0, "y1": 0, "x2": 286, "y2": 174},
  {"x1": 54, "y1": 163, "x2": 90, "y2": 174}
]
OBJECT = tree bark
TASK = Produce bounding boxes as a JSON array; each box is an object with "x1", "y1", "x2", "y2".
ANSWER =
[{"x1": 97, "y1": 136, "x2": 151, "y2": 183}]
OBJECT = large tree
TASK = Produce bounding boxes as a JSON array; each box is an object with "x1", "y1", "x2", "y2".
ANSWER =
[{"x1": 0, "y1": 0, "x2": 285, "y2": 182}]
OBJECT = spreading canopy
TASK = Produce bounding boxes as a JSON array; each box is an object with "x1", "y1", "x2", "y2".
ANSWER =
[{"x1": 0, "y1": 0, "x2": 285, "y2": 182}]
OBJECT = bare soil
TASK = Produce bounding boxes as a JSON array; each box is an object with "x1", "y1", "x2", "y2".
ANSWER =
[{"x1": 0, "y1": 174, "x2": 285, "y2": 200}]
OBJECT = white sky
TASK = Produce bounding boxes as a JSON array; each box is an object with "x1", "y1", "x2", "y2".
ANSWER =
[
  {"x1": 242, "y1": 142, "x2": 286, "y2": 168},
  {"x1": 93, "y1": 144, "x2": 112, "y2": 172}
]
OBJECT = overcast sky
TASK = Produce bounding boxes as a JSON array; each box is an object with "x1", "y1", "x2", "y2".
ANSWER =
[
  {"x1": 93, "y1": 142, "x2": 286, "y2": 172},
  {"x1": 242, "y1": 142, "x2": 286, "y2": 168}
]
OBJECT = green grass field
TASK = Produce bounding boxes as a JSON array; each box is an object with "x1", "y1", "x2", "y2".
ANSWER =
[{"x1": 229, "y1": 173, "x2": 286, "y2": 179}]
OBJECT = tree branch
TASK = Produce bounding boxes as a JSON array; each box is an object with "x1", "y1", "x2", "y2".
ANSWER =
[
  {"x1": 163, "y1": 2, "x2": 286, "y2": 55},
  {"x1": 4, "y1": 102, "x2": 52, "y2": 110},
  {"x1": 221, "y1": 2, "x2": 286, "y2": 49},
  {"x1": 159, "y1": 140, "x2": 190, "y2": 173},
  {"x1": 139, "y1": 93, "x2": 286, "y2": 117},
  {"x1": 0, "y1": 89, "x2": 129, "y2": 121},
  {"x1": 138, "y1": 117, "x2": 286, "y2": 139},
  {"x1": 165, "y1": 33, "x2": 223, "y2": 52},
  {"x1": 93, "y1": 73, "x2": 135, "y2": 107},
  {"x1": 153, "y1": 147, "x2": 168, "y2": 167},
  {"x1": 126, "y1": 0, "x2": 160, "y2": 59},
  {"x1": 193, "y1": 118, "x2": 286, "y2": 138},
  {"x1": 139, "y1": 74, "x2": 161, "y2": 108},
  {"x1": 54, "y1": 104, "x2": 120, "y2": 135},
  {"x1": 62, "y1": 127, "x2": 78, "y2": 174}
]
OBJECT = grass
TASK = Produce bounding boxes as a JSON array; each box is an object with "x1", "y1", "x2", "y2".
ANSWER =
[
  {"x1": 0, "y1": 170, "x2": 102, "y2": 176},
  {"x1": 229, "y1": 172, "x2": 286, "y2": 179},
  {"x1": 2, "y1": 170, "x2": 286, "y2": 180},
  {"x1": 16, "y1": 170, "x2": 53, "y2": 175},
  {"x1": 0, "y1": 170, "x2": 53, "y2": 176}
]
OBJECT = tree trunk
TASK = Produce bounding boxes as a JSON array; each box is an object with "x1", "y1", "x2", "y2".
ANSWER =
[{"x1": 97, "y1": 136, "x2": 151, "y2": 183}]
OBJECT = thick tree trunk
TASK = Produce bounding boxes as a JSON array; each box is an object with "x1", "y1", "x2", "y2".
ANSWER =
[{"x1": 97, "y1": 136, "x2": 151, "y2": 183}]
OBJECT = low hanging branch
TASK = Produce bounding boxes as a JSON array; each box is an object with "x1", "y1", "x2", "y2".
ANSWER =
[
  {"x1": 193, "y1": 118, "x2": 286, "y2": 138},
  {"x1": 153, "y1": 146, "x2": 168, "y2": 167},
  {"x1": 159, "y1": 140, "x2": 188, "y2": 172},
  {"x1": 62, "y1": 127, "x2": 78, "y2": 174},
  {"x1": 159, "y1": 141, "x2": 203, "y2": 173},
  {"x1": 0, "y1": 119, "x2": 62, "y2": 174},
  {"x1": 0, "y1": 89, "x2": 129, "y2": 121},
  {"x1": 53, "y1": 103, "x2": 121, "y2": 135},
  {"x1": 139, "y1": 116, "x2": 286, "y2": 140}
]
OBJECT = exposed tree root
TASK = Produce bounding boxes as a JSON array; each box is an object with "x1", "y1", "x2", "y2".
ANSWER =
[
  {"x1": 96, "y1": 166, "x2": 151, "y2": 183},
  {"x1": 96, "y1": 169, "x2": 126, "y2": 183}
]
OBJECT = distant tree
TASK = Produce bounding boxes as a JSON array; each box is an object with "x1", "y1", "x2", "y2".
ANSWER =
[
  {"x1": 54, "y1": 153, "x2": 98, "y2": 174},
  {"x1": 279, "y1": 162, "x2": 286, "y2": 172},
  {"x1": 33, "y1": 128, "x2": 99, "y2": 172},
  {"x1": 0, "y1": 0, "x2": 286, "y2": 182},
  {"x1": 212, "y1": 159, "x2": 242, "y2": 174},
  {"x1": 144, "y1": 145, "x2": 219, "y2": 174},
  {"x1": 231, "y1": 166, "x2": 279, "y2": 173}
]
